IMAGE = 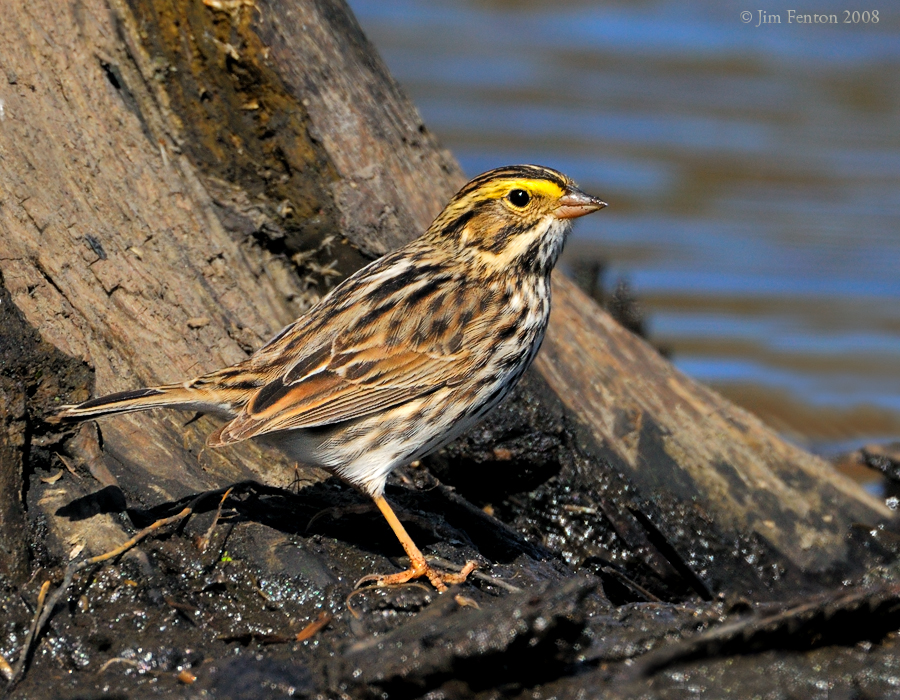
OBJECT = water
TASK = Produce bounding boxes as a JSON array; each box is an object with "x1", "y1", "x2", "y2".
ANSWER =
[{"x1": 346, "y1": 0, "x2": 900, "y2": 456}]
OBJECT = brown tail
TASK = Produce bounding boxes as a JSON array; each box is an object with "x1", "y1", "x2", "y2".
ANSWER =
[{"x1": 50, "y1": 385, "x2": 223, "y2": 424}]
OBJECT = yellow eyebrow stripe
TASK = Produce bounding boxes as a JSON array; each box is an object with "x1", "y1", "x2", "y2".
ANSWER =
[{"x1": 475, "y1": 178, "x2": 566, "y2": 201}]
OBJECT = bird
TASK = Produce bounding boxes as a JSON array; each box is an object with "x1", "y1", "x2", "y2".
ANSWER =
[{"x1": 53, "y1": 165, "x2": 606, "y2": 591}]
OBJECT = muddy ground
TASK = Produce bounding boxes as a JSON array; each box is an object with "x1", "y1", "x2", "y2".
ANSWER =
[{"x1": 3, "y1": 364, "x2": 900, "y2": 699}]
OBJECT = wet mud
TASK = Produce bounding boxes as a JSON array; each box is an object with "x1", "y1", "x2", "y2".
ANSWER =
[
  {"x1": 1, "y1": 363, "x2": 899, "y2": 698},
  {"x1": 2, "y1": 281, "x2": 897, "y2": 697}
]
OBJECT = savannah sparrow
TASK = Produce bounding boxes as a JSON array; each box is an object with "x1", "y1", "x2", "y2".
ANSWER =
[{"x1": 55, "y1": 165, "x2": 606, "y2": 591}]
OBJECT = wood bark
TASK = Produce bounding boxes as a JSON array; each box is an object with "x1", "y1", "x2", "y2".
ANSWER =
[{"x1": 0, "y1": 0, "x2": 889, "y2": 594}]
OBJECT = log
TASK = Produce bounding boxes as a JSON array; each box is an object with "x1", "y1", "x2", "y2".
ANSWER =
[
  {"x1": 0, "y1": 0, "x2": 896, "y2": 696},
  {"x1": 537, "y1": 275, "x2": 888, "y2": 573}
]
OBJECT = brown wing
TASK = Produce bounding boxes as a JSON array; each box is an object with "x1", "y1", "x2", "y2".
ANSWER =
[
  {"x1": 207, "y1": 280, "x2": 490, "y2": 446},
  {"x1": 209, "y1": 341, "x2": 473, "y2": 445}
]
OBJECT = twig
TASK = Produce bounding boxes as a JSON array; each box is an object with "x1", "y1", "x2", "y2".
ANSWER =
[
  {"x1": 8, "y1": 581, "x2": 51, "y2": 687},
  {"x1": 197, "y1": 487, "x2": 233, "y2": 552},
  {"x1": 345, "y1": 581, "x2": 432, "y2": 619},
  {"x1": 54, "y1": 453, "x2": 81, "y2": 479},
  {"x1": 8, "y1": 506, "x2": 193, "y2": 689},
  {"x1": 88, "y1": 507, "x2": 192, "y2": 565},
  {"x1": 26, "y1": 581, "x2": 51, "y2": 647},
  {"x1": 8, "y1": 482, "x2": 274, "y2": 689},
  {"x1": 295, "y1": 611, "x2": 333, "y2": 641},
  {"x1": 96, "y1": 657, "x2": 141, "y2": 675},
  {"x1": 599, "y1": 565, "x2": 662, "y2": 603},
  {"x1": 0, "y1": 652, "x2": 13, "y2": 683},
  {"x1": 454, "y1": 594, "x2": 480, "y2": 609},
  {"x1": 177, "y1": 669, "x2": 197, "y2": 684}
]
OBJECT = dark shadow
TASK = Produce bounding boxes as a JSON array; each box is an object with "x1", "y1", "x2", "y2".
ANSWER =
[
  {"x1": 54, "y1": 485, "x2": 127, "y2": 520},
  {"x1": 82, "y1": 477, "x2": 549, "y2": 567}
]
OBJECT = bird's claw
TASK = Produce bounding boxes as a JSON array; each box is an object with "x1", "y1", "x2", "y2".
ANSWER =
[{"x1": 355, "y1": 559, "x2": 478, "y2": 593}]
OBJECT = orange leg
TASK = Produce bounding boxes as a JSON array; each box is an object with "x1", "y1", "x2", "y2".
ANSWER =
[{"x1": 355, "y1": 495, "x2": 477, "y2": 593}]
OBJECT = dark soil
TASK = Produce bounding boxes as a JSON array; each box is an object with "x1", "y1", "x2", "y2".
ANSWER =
[{"x1": 4, "y1": 366, "x2": 900, "y2": 698}]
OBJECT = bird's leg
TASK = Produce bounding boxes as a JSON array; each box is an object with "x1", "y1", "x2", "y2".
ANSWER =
[{"x1": 356, "y1": 495, "x2": 477, "y2": 593}]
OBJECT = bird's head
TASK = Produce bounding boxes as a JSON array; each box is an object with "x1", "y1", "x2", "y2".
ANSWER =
[{"x1": 425, "y1": 165, "x2": 606, "y2": 275}]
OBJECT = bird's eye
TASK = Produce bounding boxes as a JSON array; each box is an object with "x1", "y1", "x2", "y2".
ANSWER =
[{"x1": 507, "y1": 189, "x2": 530, "y2": 207}]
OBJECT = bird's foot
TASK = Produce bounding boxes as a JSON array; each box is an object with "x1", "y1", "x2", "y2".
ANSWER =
[{"x1": 356, "y1": 558, "x2": 478, "y2": 593}]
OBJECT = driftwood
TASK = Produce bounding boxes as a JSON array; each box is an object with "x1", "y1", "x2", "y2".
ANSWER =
[{"x1": 0, "y1": 0, "x2": 897, "y2": 697}]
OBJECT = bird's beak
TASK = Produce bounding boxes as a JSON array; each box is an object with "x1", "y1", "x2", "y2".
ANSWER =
[{"x1": 554, "y1": 186, "x2": 607, "y2": 220}]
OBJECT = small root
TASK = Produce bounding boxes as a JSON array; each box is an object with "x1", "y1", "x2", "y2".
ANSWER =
[
  {"x1": 96, "y1": 658, "x2": 141, "y2": 675},
  {"x1": 196, "y1": 487, "x2": 233, "y2": 552},
  {"x1": 345, "y1": 581, "x2": 432, "y2": 619},
  {"x1": 295, "y1": 611, "x2": 333, "y2": 642}
]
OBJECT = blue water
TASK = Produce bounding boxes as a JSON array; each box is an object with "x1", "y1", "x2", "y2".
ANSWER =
[{"x1": 347, "y1": 0, "x2": 900, "y2": 449}]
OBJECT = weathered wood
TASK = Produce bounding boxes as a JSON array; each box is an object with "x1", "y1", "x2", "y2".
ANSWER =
[
  {"x1": 537, "y1": 274, "x2": 889, "y2": 571},
  {"x1": 0, "y1": 0, "x2": 320, "y2": 514}
]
